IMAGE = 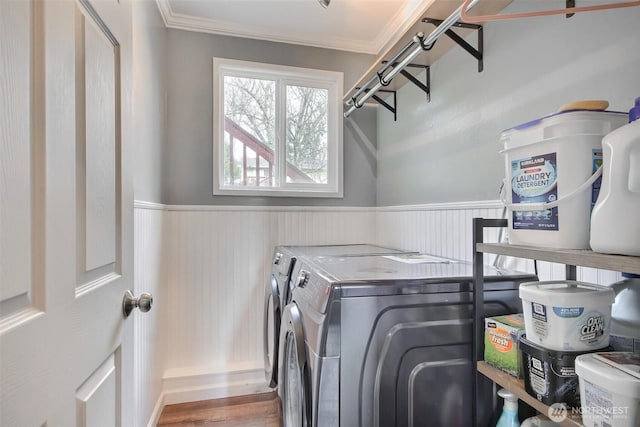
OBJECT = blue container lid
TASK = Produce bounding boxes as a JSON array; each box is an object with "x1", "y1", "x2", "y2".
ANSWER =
[{"x1": 629, "y1": 97, "x2": 640, "y2": 122}]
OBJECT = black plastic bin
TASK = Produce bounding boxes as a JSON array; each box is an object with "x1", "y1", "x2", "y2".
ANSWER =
[{"x1": 519, "y1": 335, "x2": 609, "y2": 409}]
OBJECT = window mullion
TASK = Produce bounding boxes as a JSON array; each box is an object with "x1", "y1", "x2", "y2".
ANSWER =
[{"x1": 276, "y1": 79, "x2": 287, "y2": 188}]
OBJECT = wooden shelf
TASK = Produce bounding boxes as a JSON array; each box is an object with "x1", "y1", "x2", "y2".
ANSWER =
[
  {"x1": 472, "y1": 220, "x2": 640, "y2": 427},
  {"x1": 476, "y1": 243, "x2": 640, "y2": 275},
  {"x1": 343, "y1": 0, "x2": 512, "y2": 103},
  {"x1": 477, "y1": 362, "x2": 583, "y2": 427}
]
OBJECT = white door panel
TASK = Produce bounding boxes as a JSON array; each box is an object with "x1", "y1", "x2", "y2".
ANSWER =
[
  {"x1": 80, "y1": 2, "x2": 118, "y2": 274},
  {"x1": 76, "y1": 353, "x2": 118, "y2": 427},
  {"x1": 1, "y1": 0, "x2": 134, "y2": 425},
  {"x1": 0, "y1": 0, "x2": 44, "y2": 326}
]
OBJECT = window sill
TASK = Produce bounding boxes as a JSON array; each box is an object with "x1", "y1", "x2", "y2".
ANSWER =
[{"x1": 213, "y1": 187, "x2": 344, "y2": 198}]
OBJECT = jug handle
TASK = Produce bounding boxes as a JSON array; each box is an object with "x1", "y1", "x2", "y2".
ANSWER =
[{"x1": 503, "y1": 166, "x2": 602, "y2": 211}]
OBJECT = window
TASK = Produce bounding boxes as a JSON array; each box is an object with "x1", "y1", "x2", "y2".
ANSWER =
[{"x1": 213, "y1": 58, "x2": 343, "y2": 197}]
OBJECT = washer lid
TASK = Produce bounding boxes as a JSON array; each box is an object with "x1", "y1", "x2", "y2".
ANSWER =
[
  {"x1": 305, "y1": 254, "x2": 526, "y2": 283},
  {"x1": 283, "y1": 243, "x2": 412, "y2": 257}
]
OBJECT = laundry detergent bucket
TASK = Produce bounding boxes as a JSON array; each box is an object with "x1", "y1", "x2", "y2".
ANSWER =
[{"x1": 500, "y1": 110, "x2": 627, "y2": 249}]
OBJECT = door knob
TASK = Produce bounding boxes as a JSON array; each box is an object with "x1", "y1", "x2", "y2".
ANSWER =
[{"x1": 122, "y1": 290, "x2": 153, "y2": 318}]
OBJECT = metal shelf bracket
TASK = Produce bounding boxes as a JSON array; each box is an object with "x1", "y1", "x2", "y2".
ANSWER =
[
  {"x1": 422, "y1": 18, "x2": 484, "y2": 72},
  {"x1": 382, "y1": 62, "x2": 431, "y2": 103},
  {"x1": 402, "y1": 67, "x2": 430, "y2": 102},
  {"x1": 566, "y1": 0, "x2": 576, "y2": 18},
  {"x1": 354, "y1": 88, "x2": 398, "y2": 121}
]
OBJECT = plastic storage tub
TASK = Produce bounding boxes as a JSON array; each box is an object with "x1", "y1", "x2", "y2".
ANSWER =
[
  {"x1": 500, "y1": 109, "x2": 627, "y2": 249},
  {"x1": 520, "y1": 335, "x2": 608, "y2": 409},
  {"x1": 519, "y1": 281, "x2": 615, "y2": 351},
  {"x1": 521, "y1": 415, "x2": 562, "y2": 426},
  {"x1": 575, "y1": 352, "x2": 640, "y2": 427}
]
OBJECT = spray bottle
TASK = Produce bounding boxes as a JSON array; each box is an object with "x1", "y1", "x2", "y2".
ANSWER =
[{"x1": 496, "y1": 388, "x2": 521, "y2": 427}]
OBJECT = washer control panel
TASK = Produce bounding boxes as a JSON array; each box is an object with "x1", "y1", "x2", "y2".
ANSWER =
[
  {"x1": 297, "y1": 270, "x2": 310, "y2": 288},
  {"x1": 273, "y1": 251, "x2": 293, "y2": 278},
  {"x1": 273, "y1": 252, "x2": 283, "y2": 265},
  {"x1": 294, "y1": 268, "x2": 333, "y2": 314}
]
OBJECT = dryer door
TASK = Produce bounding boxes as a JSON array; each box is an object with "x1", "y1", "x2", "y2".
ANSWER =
[
  {"x1": 280, "y1": 303, "x2": 312, "y2": 427},
  {"x1": 263, "y1": 275, "x2": 281, "y2": 388}
]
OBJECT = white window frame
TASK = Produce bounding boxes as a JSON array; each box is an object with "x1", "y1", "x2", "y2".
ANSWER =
[{"x1": 213, "y1": 57, "x2": 343, "y2": 198}]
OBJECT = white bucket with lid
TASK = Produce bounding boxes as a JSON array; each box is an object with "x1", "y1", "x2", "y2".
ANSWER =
[
  {"x1": 501, "y1": 109, "x2": 627, "y2": 249},
  {"x1": 521, "y1": 415, "x2": 561, "y2": 426},
  {"x1": 520, "y1": 415, "x2": 558, "y2": 427},
  {"x1": 575, "y1": 352, "x2": 640, "y2": 427},
  {"x1": 519, "y1": 281, "x2": 615, "y2": 351}
]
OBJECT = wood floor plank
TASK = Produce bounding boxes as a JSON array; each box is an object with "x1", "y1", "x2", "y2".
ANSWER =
[{"x1": 157, "y1": 392, "x2": 282, "y2": 427}]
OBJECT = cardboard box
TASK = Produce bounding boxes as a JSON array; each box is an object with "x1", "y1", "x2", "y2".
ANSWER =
[{"x1": 484, "y1": 313, "x2": 526, "y2": 378}]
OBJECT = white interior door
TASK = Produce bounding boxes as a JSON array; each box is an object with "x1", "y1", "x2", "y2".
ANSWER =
[{"x1": 1, "y1": 0, "x2": 135, "y2": 425}]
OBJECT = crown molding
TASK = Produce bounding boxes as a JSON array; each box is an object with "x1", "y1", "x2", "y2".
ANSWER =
[
  {"x1": 155, "y1": 0, "x2": 428, "y2": 55},
  {"x1": 371, "y1": 0, "x2": 437, "y2": 56}
]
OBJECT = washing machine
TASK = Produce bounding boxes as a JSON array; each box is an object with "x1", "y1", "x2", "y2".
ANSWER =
[
  {"x1": 264, "y1": 247, "x2": 297, "y2": 389},
  {"x1": 278, "y1": 254, "x2": 537, "y2": 427},
  {"x1": 263, "y1": 244, "x2": 414, "y2": 390}
]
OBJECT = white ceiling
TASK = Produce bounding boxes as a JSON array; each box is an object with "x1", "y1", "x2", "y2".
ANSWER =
[{"x1": 156, "y1": 0, "x2": 436, "y2": 54}]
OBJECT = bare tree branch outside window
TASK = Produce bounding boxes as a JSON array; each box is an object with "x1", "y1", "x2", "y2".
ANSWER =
[{"x1": 223, "y1": 76, "x2": 328, "y2": 186}]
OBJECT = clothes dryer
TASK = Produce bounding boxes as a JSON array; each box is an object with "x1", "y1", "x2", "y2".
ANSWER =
[
  {"x1": 279, "y1": 254, "x2": 537, "y2": 427},
  {"x1": 263, "y1": 245, "x2": 413, "y2": 390}
]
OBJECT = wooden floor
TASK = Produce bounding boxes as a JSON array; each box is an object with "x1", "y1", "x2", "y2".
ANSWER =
[{"x1": 157, "y1": 392, "x2": 282, "y2": 427}]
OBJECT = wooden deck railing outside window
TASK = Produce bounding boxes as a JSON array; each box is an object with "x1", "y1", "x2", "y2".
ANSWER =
[{"x1": 224, "y1": 117, "x2": 314, "y2": 186}]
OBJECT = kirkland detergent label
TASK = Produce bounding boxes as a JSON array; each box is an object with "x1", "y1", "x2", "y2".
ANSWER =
[
  {"x1": 511, "y1": 153, "x2": 558, "y2": 230},
  {"x1": 531, "y1": 302, "x2": 549, "y2": 339}
]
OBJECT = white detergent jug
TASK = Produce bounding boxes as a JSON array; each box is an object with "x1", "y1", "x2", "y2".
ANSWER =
[
  {"x1": 590, "y1": 97, "x2": 640, "y2": 256},
  {"x1": 609, "y1": 274, "x2": 640, "y2": 353}
]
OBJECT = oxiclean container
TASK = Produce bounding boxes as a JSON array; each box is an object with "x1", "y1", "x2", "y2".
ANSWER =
[{"x1": 519, "y1": 281, "x2": 615, "y2": 351}]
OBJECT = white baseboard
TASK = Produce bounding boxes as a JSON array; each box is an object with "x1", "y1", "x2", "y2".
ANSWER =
[
  {"x1": 146, "y1": 392, "x2": 165, "y2": 427},
  {"x1": 161, "y1": 367, "x2": 272, "y2": 406}
]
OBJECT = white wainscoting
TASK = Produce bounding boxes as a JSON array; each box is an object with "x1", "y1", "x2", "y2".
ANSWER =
[
  {"x1": 376, "y1": 201, "x2": 622, "y2": 284},
  {"x1": 133, "y1": 200, "x2": 621, "y2": 423},
  {"x1": 160, "y1": 205, "x2": 377, "y2": 405},
  {"x1": 377, "y1": 201, "x2": 505, "y2": 263},
  {"x1": 133, "y1": 202, "x2": 167, "y2": 427}
]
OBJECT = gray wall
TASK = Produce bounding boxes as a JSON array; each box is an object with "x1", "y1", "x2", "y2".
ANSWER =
[
  {"x1": 131, "y1": 2, "x2": 167, "y2": 426},
  {"x1": 132, "y1": 0, "x2": 167, "y2": 204},
  {"x1": 376, "y1": 2, "x2": 640, "y2": 206},
  {"x1": 164, "y1": 29, "x2": 377, "y2": 206}
]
